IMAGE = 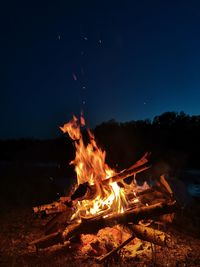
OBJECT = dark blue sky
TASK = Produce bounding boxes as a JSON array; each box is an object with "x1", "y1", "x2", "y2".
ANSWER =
[{"x1": 1, "y1": 1, "x2": 200, "y2": 138}]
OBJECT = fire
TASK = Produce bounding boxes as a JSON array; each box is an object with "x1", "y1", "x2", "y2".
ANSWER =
[
  {"x1": 31, "y1": 117, "x2": 176, "y2": 258},
  {"x1": 60, "y1": 115, "x2": 128, "y2": 219}
]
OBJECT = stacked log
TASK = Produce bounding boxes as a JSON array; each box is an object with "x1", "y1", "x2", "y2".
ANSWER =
[{"x1": 30, "y1": 153, "x2": 177, "y2": 262}]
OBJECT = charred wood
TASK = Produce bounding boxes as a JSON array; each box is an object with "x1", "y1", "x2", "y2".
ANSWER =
[
  {"x1": 30, "y1": 201, "x2": 176, "y2": 249},
  {"x1": 95, "y1": 235, "x2": 135, "y2": 263},
  {"x1": 130, "y1": 224, "x2": 172, "y2": 247},
  {"x1": 69, "y1": 162, "x2": 150, "y2": 202},
  {"x1": 29, "y1": 231, "x2": 64, "y2": 250},
  {"x1": 63, "y1": 201, "x2": 176, "y2": 241}
]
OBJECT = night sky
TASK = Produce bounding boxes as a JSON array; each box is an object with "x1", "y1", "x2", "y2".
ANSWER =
[{"x1": 1, "y1": 1, "x2": 200, "y2": 138}]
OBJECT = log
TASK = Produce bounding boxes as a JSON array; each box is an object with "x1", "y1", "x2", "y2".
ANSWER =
[
  {"x1": 33, "y1": 201, "x2": 68, "y2": 215},
  {"x1": 158, "y1": 175, "x2": 173, "y2": 198},
  {"x1": 62, "y1": 201, "x2": 177, "y2": 241},
  {"x1": 33, "y1": 181, "x2": 153, "y2": 217},
  {"x1": 32, "y1": 180, "x2": 152, "y2": 217},
  {"x1": 104, "y1": 152, "x2": 150, "y2": 185},
  {"x1": 96, "y1": 235, "x2": 135, "y2": 263},
  {"x1": 29, "y1": 231, "x2": 64, "y2": 250},
  {"x1": 102, "y1": 164, "x2": 150, "y2": 185},
  {"x1": 95, "y1": 223, "x2": 170, "y2": 263},
  {"x1": 33, "y1": 153, "x2": 151, "y2": 215},
  {"x1": 45, "y1": 210, "x2": 72, "y2": 235},
  {"x1": 70, "y1": 162, "x2": 150, "y2": 202},
  {"x1": 30, "y1": 201, "x2": 176, "y2": 249},
  {"x1": 130, "y1": 224, "x2": 171, "y2": 247}
]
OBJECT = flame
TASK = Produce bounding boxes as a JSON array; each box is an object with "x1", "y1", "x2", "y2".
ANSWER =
[{"x1": 61, "y1": 116, "x2": 128, "y2": 219}]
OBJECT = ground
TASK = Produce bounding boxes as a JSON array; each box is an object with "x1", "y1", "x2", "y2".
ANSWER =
[{"x1": 1, "y1": 206, "x2": 200, "y2": 267}]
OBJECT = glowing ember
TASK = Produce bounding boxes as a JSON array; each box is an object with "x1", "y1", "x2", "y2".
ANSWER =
[
  {"x1": 60, "y1": 115, "x2": 128, "y2": 219},
  {"x1": 31, "y1": 117, "x2": 176, "y2": 258}
]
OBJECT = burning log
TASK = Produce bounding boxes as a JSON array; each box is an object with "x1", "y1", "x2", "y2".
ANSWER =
[
  {"x1": 70, "y1": 154, "x2": 151, "y2": 202},
  {"x1": 62, "y1": 201, "x2": 176, "y2": 241},
  {"x1": 44, "y1": 210, "x2": 72, "y2": 235},
  {"x1": 102, "y1": 153, "x2": 150, "y2": 185},
  {"x1": 95, "y1": 235, "x2": 135, "y2": 263},
  {"x1": 70, "y1": 170, "x2": 150, "y2": 202},
  {"x1": 95, "y1": 224, "x2": 171, "y2": 263},
  {"x1": 33, "y1": 154, "x2": 151, "y2": 216},
  {"x1": 130, "y1": 224, "x2": 171, "y2": 247},
  {"x1": 30, "y1": 116, "x2": 177, "y2": 262},
  {"x1": 30, "y1": 200, "x2": 176, "y2": 250},
  {"x1": 33, "y1": 198, "x2": 69, "y2": 215},
  {"x1": 29, "y1": 231, "x2": 64, "y2": 250}
]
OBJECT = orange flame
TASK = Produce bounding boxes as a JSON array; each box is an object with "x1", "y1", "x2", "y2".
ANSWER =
[{"x1": 60, "y1": 116, "x2": 128, "y2": 219}]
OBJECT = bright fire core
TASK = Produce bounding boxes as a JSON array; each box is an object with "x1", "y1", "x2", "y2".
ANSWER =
[{"x1": 60, "y1": 115, "x2": 128, "y2": 219}]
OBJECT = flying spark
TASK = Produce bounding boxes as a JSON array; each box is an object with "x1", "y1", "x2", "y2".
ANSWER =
[{"x1": 72, "y1": 73, "x2": 77, "y2": 81}]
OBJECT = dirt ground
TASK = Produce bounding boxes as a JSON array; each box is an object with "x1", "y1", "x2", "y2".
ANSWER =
[{"x1": 1, "y1": 206, "x2": 200, "y2": 267}]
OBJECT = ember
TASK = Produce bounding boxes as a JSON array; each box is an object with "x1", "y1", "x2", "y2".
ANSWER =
[{"x1": 30, "y1": 115, "x2": 177, "y2": 262}]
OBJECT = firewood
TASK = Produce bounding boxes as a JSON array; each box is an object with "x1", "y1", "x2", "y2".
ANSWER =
[
  {"x1": 33, "y1": 154, "x2": 151, "y2": 215},
  {"x1": 70, "y1": 152, "x2": 151, "y2": 201},
  {"x1": 130, "y1": 224, "x2": 172, "y2": 247},
  {"x1": 33, "y1": 197, "x2": 72, "y2": 216},
  {"x1": 30, "y1": 201, "x2": 176, "y2": 249},
  {"x1": 70, "y1": 162, "x2": 150, "y2": 202},
  {"x1": 62, "y1": 201, "x2": 176, "y2": 241},
  {"x1": 159, "y1": 175, "x2": 173, "y2": 197},
  {"x1": 95, "y1": 223, "x2": 170, "y2": 263},
  {"x1": 33, "y1": 201, "x2": 68, "y2": 215},
  {"x1": 33, "y1": 181, "x2": 153, "y2": 217},
  {"x1": 102, "y1": 152, "x2": 151, "y2": 186},
  {"x1": 29, "y1": 231, "x2": 64, "y2": 250},
  {"x1": 45, "y1": 210, "x2": 72, "y2": 235},
  {"x1": 103, "y1": 164, "x2": 150, "y2": 185},
  {"x1": 95, "y1": 235, "x2": 135, "y2": 263}
]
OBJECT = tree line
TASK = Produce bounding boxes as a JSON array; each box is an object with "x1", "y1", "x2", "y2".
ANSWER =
[{"x1": 1, "y1": 111, "x2": 200, "y2": 170}]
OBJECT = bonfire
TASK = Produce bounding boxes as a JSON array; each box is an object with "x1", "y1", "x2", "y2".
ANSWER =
[{"x1": 30, "y1": 115, "x2": 176, "y2": 263}]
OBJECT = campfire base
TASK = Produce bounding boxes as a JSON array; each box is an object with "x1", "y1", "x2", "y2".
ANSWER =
[
  {"x1": 2, "y1": 206, "x2": 200, "y2": 267},
  {"x1": 30, "y1": 151, "x2": 177, "y2": 262}
]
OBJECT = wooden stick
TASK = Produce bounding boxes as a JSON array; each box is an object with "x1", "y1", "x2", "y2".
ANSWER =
[
  {"x1": 45, "y1": 210, "x2": 72, "y2": 235},
  {"x1": 70, "y1": 163, "x2": 150, "y2": 202},
  {"x1": 33, "y1": 153, "x2": 150, "y2": 215},
  {"x1": 96, "y1": 223, "x2": 171, "y2": 263},
  {"x1": 103, "y1": 165, "x2": 150, "y2": 185},
  {"x1": 30, "y1": 201, "x2": 176, "y2": 249},
  {"x1": 62, "y1": 201, "x2": 176, "y2": 240},
  {"x1": 96, "y1": 235, "x2": 135, "y2": 263},
  {"x1": 32, "y1": 165, "x2": 150, "y2": 216},
  {"x1": 131, "y1": 224, "x2": 171, "y2": 247},
  {"x1": 33, "y1": 202, "x2": 68, "y2": 215},
  {"x1": 29, "y1": 231, "x2": 64, "y2": 250}
]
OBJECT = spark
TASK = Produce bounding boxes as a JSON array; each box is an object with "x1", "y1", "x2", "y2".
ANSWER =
[
  {"x1": 84, "y1": 37, "x2": 88, "y2": 41},
  {"x1": 98, "y1": 39, "x2": 102, "y2": 44},
  {"x1": 72, "y1": 73, "x2": 77, "y2": 81},
  {"x1": 57, "y1": 34, "x2": 61, "y2": 40}
]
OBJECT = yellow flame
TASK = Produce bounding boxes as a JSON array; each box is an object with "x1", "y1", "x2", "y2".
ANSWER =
[{"x1": 61, "y1": 115, "x2": 128, "y2": 219}]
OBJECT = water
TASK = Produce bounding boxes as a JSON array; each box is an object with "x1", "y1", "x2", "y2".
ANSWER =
[{"x1": 181, "y1": 169, "x2": 200, "y2": 197}]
